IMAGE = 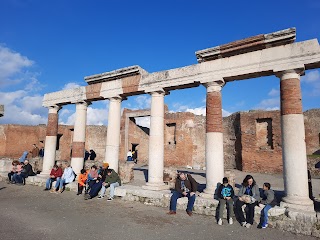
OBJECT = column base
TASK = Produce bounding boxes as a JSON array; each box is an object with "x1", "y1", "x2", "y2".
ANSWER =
[
  {"x1": 280, "y1": 196, "x2": 314, "y2": 212},
  {"x1": 142, "y1": 183, "x2": 170, "y2": 191},
  {"x1": 200, "y1": 188, "x2": 216, "y2": 199}
]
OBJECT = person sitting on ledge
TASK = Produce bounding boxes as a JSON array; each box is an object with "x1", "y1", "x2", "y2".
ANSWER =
[
  {"x1": 8, "y1": 160, "x2": 19, "y2": 183},
  {"x1": 44, "y1": 164, "x2": 63, "y2": 191},
  {"x1": 77, "y1": 168, "x2": 88, "y2": 195},
  {"x1": 85, "y1": 165, "x2": 99, "y2": 194},
  {"x1": 51, "y1": 163, "x2": 75, "y2": 194},
  {"x1": 93, "y1": 168, "x2": 121, "y2": 201},
  {"x1": 168, "y1": 172, "x2": 197, "y2": 216},
  {"x1": 258, "y1": 182, "x2": 277, "y2": 229},
  {"x1": 217, "y1": 177, "x2": 235, "y2": 226},
  {"x1": 235, "y1": 174, "x2": 260, "y2": 228},
  {"x1": 85, "y1": 163, "x2": 109, "y2": 199},
  {"x1": 23, "y1": 160, "x2": 36, "y2": 177}
]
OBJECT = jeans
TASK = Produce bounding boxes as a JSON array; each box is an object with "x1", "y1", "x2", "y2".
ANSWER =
[
  {"x1": 56, "y1": 178, "x2": 66, "y2": 190},
  {"x1": 100, "y1": 182, "x2": 120, "y2": 198},
  {"x1": 235, "y1": 200, "x2": 256, "y2": 224},
  {"x1": 46, "y1": 177, "x2": 60, "y2": 189},
  {"x1": 218, "y1": 198, "x2": 234, "y2": 219},
  {"x1": 170, "y1": 191, "x2": 196, "y2": 212},
  {"x1": 260, "y1": 204, "x2": 272, "y2": 226}
]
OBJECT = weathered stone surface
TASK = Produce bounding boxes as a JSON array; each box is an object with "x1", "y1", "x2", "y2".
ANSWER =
[
  {"x1": 118, "y1": 162, "x2": 134, "y2": 184},
  {"x1": 0, "y1": 105, "x2": 3, "y2": 117}
]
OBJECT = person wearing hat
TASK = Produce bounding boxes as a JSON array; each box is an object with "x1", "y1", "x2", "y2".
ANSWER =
[
  {"x1": 217, "y1": 177, "x2": 235, "y2": 225},
  {"x1": 98, "y1": 168, "x2": 121, "y2": 201},
  {"x1": 168, "y1": 172, "x2": 198, "y2": 216},
  {"x1": 85, "y1": 162, "x2": 109, "y2": 200}
]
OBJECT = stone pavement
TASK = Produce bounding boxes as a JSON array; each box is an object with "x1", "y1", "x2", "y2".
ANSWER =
[{"x1": 0, "y1": 182, "x2": 316, "y2": 240}]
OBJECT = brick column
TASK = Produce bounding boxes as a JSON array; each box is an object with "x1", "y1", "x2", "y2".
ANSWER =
[
  {"x1": 71, "y1": 101, "x2": 90, "y2": 175},
  {"x1": 105, "y1": 97, "x2": 122, "y2": 172},
  {"x1": 41, "y1": 105, "x2": 61, "y2": 175},
  {"x1": 278, "y1": 70, "x2": 314, "y2": 212},
  {"x1": 202, "y1": 81, "x2": 224, "y2": 198},
  {"x1": 143, "y1": 91, "x2": 168, "y2": 190}
]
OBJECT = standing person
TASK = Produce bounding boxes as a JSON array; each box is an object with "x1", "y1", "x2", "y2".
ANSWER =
[
  {"x1": 133, "y1": 150, "x2": 138, "y2": 164},
  {"x1": 30, "y1": 144, "x2": 39, "y2": 158},
  {"x1": 168, "y1": 172, "x2": 197, "y2": 216},
  {"x1": 96, "y1": 168, "x2": 121, "y2": 201},
  {"x1": 308, "y1": 170, "x2": 314, "y2": 200},
  {"x1": 77, "y1": 169, "x2": 88, "y2": 195},
  {"x1": 217, "y1": 177, "x2": 235, "y2": 225},
  {"x1": 259, "y1": 182, "x2": 277, "y2": 229},
  {"x1": 235, "y1": 175, "x2": 260, "y2": 228},
  {"x1": 52, "y1": 163, "x2": 75, "y2": 193},
  {"x1": 39, "y1": 147, "x2": 45, "y2": 159},
  {"x1": 44, "y1": 165, "x2": 63, "y2": 191},
  {"x1": 127, "y1": 149, "x2": 133, "y2": 161},
  {"x1": 89, "y1": 149, "x2": 96, "y2": 160}
]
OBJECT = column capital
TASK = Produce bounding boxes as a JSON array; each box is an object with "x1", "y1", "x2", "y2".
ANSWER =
[
  {"x1": 109, "y1": 96, "x2": 123, "y2": 102},
  {"x1": 204, "y1": 80, "x2": 225, "y2": 93},
  {"x1": 72, "y1": 100, "x2": 91, "y2": 106},
  {"x1": 147, "y1": 89, "x2": 169, "y2": 96},
  {"x1": 48, "y1": 105, "x2": 61, "y2": 113},
  {"x1": 274, "y1": 68, "x2": 305, "y2": 80}
]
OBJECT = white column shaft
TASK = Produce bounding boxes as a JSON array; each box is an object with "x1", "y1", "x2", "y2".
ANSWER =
[
  {"x1": 42, "y1": 136, "x2": 57, "y2": 174},
  {"x1": 105, "y1": 98, "x2": 121, "y2": 172}
]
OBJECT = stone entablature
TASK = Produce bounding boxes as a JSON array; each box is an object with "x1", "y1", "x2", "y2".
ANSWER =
[
  {"x1": 195, "y1": 28, "x2": 296, "y2": 62},
  {"x1": 42, "y1": 28, "x2": 320, "y2": 108},
  {"x1": 0, "y1": 105, "x2": 4, "y2": 117}
]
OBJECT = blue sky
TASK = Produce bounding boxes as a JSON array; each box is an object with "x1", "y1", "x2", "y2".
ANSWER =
[{"x1": 0, "y1": 0, "x2": 319, "y2": 127}]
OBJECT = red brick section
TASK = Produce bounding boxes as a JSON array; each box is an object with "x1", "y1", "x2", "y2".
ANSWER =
[
  {"x1": 206, "y1": 91, "x2": 223, "y2": 133},
  {"x1": 86, "y1": 82, "x2": 103, "y2": 100},
  {"x1": 280, "y1": 78, "x2": 303, "y2": 115},
  {"x1": 46, "y1": 113, "x2": 58, "y2": 136},
  {"x1": 71, "y1": 142, "x2": 85, "y2": 158},
  {"x1": 122, "y1": 75, "x2": 140, "y2": 94}
]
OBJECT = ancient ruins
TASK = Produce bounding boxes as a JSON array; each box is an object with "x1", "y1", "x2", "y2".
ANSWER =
[{"x1": 1, "y1": 28, "x2": 320, "y2": 217}]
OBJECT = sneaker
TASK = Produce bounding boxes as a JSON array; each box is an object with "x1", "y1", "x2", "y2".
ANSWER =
[
  {"x1": 43, "y1": 188, "x2": 50, "y2": 191},
  {"x1": 97, "y1": 195, "x2": 104, "y2": 199},
  {"x1": 218, "y1": 218, "x2": 223, "y2": 225},
  {"x1": 241, "y1": 222, "x2": 247, "y2": 227},
  {"x1": 229, "y1": 218, "x2": 233, "y2": 225},
  {"x1": 167, "y1": 211, "x2": 176, "y2": 215},
  {"x1": 245, "y1": 223, "x2": 251, "y2": 228},
  {"x1": 57, "y1": 189, "x2": 63, "y2": 194},
  {"x1": 262, "y1": 224, "x2": 268, "y2": 229},
  {"x1": 107, "y1": 197, "x2": 113, "y2": 201},
  {"x1": 84, "y1": 196, "x2": 92, "y2": 200},
  {"x1": 50, "y1": 189, "x2": 56, "y2": 193}
]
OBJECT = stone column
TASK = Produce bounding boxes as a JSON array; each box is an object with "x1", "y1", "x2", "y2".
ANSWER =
[
  {"x1": 41, "y1": 105, "x2": 61, "y2": 175},
  {"x1": 278, "y1": 70, "x2": 314, "y2": 212},
  {"x1": 202, "y1": 81, "x2": 224, "y2": 198},
  {"x1": 71, "y1": 101, "x2": 90, "y2": 175},
  {"x1": 143, "y1": 91, "x2": 168, "y2": 190},
  {"x1": 105, "y1": 97, "x2": 122, "y2": 172}
]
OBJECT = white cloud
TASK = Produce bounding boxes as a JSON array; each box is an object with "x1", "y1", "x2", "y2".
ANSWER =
[
  {"x1": 0, "y1": 45, "x2": 34, "y2": 87},
  {"x1": 170, "y1": 105, "x2": 232, "y2": 117},
  {"x1": 302, "y1": 70, "x2": 320, "y2": 83},
  {"x1": 134, "y1": 95, "x2": 151, "y2": 109},
  {"x1": 62, "y1": 82, "x2": 83, "y2": 90},
  {"x1": 255, "y1": 97, "x2": 280, "y2": 110},
  {"x1": 268, "y1": 88, "x2": 279, "y2": 97},
  {"x1": 135, "y1": 116, "x2": 150, "y2": 128}
]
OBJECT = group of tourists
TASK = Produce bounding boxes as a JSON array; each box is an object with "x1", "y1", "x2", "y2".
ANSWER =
[
  {"x1": 43, "y1": 162, "x2": 121, "y2": 201},
  {"x1": 168, "y1": 172, "x2": 276, "y2": 229},
  {"x1": 7, "y1": 159, "x2": 36, "y2": 185}
]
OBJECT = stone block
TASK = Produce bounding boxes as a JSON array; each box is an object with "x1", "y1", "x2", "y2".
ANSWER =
[{"x1": 119, "y1": 162, "x2": 134, "y2": 184}]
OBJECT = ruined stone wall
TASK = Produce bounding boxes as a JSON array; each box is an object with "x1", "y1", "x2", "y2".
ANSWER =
[
  {"x1": 240, "y1": 110, "x2": 283, "y2": 173},
  {"x1": 304, "y1": 109, "x2": 320, "y2": 155}
]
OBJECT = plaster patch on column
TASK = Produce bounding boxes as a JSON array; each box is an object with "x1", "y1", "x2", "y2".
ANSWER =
[
  {"x1": 206, "y1": 91, "x2": 223, "y2": 133},
  {"x1": 280, "y1": 78, "x2": 302, "y2": 115},
  {"x1": 72, "y1": 142, "x2": 85, "y2": 158}
]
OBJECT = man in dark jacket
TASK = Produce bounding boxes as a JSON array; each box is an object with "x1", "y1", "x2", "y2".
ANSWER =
[
  {"x1": 168, "y1": 172, "x2": 197, "y2": 216},
  {"x1": 23, "y1": 160, "x2": 36, "y2": 177},
  {"x1": 97, "y1": 168, "x2": 121, "y2": 201}
]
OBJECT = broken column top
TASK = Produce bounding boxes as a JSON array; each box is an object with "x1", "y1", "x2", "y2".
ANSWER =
[
  {"x1": 195, "y1": 28, "x2": 296, "y2": 63},
  {"x1": 84, "y1": 65, "x2": 148, "y2": 85},
  {"x1": 0, "y1": 105, "x2": 4, "y2": 117}
]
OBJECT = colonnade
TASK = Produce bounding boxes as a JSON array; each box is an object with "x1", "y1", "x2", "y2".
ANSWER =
[{"x1": 40, "y1": 68, "x2": 313, "y2": 211}]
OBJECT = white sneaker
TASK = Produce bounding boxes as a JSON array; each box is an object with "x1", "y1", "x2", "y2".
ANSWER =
[
  {"x1": 97, "y1": 195, "x2": 104, "y2": 199},
  {"x1": 262, "y1": 224, "x2": 268, "y2": 229},
  {"x1": 218, "y1": 218, "x2": 222, "y2": 225},
  {"x1": 241, "y1": 221, "x2": 247, "y2": 227},
  {"x1": 107, "y1": 197, "x2": 113, "y2": 201},
  {"x1": 229, "y1": 218, "x2": 233, "y2": 225},
  {"x1": 245, "y1": 223, "x2": 251, "y2": 228}
]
